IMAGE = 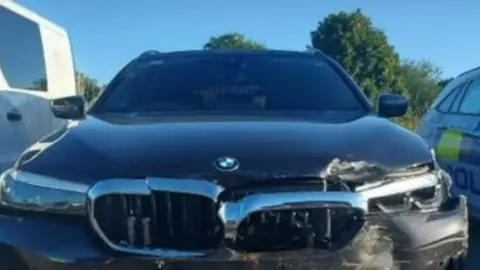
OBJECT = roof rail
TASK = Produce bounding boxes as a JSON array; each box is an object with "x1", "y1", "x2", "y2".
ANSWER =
[
  {"x1": 306, "y1": 47, "x2": 327, "y2": 57},
  {"x1": 138, "y1": 50, "x2": 161, "y2": 58},
  {"x1": 119, "y1": 50, "x2": 161, "y2": 73},
  {"x1": 457, "y1": 66, "x2": 480, "y2": 77}
]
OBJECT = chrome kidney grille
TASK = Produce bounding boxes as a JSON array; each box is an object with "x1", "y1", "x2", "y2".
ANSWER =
[
  {"x1": 92, "y1": 192, "x2": 222, "y2": 250},
  {"x1": 88, "y1": 178, "x2": 369, "y2": 257}
]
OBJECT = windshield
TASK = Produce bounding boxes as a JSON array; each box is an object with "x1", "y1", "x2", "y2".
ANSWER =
[{"x1": 94, "y1": 53, "x2": 365, "y2": 114}]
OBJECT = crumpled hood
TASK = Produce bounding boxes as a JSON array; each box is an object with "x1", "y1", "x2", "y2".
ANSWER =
[{"x1": 19, "y1": 114, "x2": 432, "y2": 186}]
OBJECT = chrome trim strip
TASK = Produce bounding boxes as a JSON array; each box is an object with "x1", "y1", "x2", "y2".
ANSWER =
[
  {"x1": 7, "y1": 169, "x2": 90, "y2": 193},
  {"x1": 87, "y1": 173, "x2": 440, "y2": 258},
  {"x1": 88, "y1": 179, "x2": 151, "y2": 196},
  {"x1": 356, "y1": 173, "x2": 438, "y2": 198},
  {"x1": 0, "y1": 169, "x2": 88, "y2": 215},
  {"x1": 146, "y1": 178, "x2": 224, "y2": 201},
  {"x1": 88, "y1": 178, "x2": 224, "y2": 201}
]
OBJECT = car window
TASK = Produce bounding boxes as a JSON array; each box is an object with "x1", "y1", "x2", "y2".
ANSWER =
[
  {"x1": 0, "y1": 6, "x2": 47, "y2": 91},
  {"x1": 95, "y1": 54, "x2": 365, "y2": 114},
  {"x1": 458, "y1": 78, "x2": 480, "y2": 114},
  {"x1": 450, "y1": 83, "x2": 469, "y2": 113},
  {"x1": 436, "y1": 86, "x2": 461, "y2": 113}
]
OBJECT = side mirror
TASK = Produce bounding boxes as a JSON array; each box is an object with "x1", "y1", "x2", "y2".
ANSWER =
[
  {"x1": 377, "y1": 92, "x2": 408, "y2": 118},
  {"x1": 50, "y1": 95, "x2": 86, "y2": 120}
]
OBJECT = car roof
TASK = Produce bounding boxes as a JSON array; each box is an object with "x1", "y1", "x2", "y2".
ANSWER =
[
  {"x1": 136, "y1": 49, "x2": 327, "y2": 62},
  {"x1": 457, "y1": 66, "x2": 480, "y2": 78},
  {"x1": 449, "y1": 65, "x2": 480, "y2": 88},
  {"x1": 91, "y1": 48, "x2": 375, "y2": 114},
  {"x1": 429, "y1": 65, "x2": 480, "y2": 110},
  {"x1": 450, "y1": 65, "x2": 480, "y2": 89}
]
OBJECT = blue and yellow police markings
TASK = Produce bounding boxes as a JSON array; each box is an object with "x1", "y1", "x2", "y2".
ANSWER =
[
  {"x1": 436, "y1": 128, "x2": 480, "y2": 213},
  {"x1": 436, "y1": 129, "x2": 462, "y2": 161}
]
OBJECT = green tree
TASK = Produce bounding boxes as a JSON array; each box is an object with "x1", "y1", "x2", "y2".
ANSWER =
[
  {"x1": 31, "y1": 77, "x2": 47, "y2": 91},
  {"x1": 76, "y1": 71, "x2": 101, "y2": 102},
  {"x1": 401, "y1": 59, "x2": 443, "y2": 117},
  {"x1": 204, "y1": 32, "x2": 267, "y2": 50},
  {"x1": 310, "y1": 9, "x2": 405, "y2": 99},
  {"x1": 438, "y1": 77, "x2": 454, "y2": 88}
]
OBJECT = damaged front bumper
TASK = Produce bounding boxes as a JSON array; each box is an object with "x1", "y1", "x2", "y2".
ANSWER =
[
  {"x1": 0, "y1": 158, "x2": 469, "y2": 270},
  {"x1": 0, "y1": 195, "x2": 468, "y2": 270}
]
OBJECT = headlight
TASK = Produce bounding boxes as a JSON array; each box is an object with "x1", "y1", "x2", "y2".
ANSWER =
[
  {"x1": 0, "y1": 169, "x2": 89, "y2": 216},
  {"x1": 356, "y1": 170, "x2": 449, "y2": 214}
]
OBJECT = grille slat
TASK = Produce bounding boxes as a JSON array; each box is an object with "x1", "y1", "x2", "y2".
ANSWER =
[
  {"x1": 164, "y1": 193, "x2": 173, "y2": 239},
  {"x1": 149, "y1": 192, "x2": 158, "y2": 245},
  {"x1": 93, "y1": 192, "x2": 222, "y2": 251},
  {"x1": 235, "y1": 208, "x2": 363, "y2": 252}
]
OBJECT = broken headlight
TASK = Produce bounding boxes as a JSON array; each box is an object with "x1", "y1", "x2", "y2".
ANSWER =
[
  {"x1": 357, "y1": 169, "x2": 450, "y2": 214},
  {"x1": 0, "y1": 169, "x2": 88, "y2": 216}
]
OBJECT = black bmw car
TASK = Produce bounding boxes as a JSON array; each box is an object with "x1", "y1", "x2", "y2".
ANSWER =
[{"x1": 0, "y1": 50, "x2": 468, "y2": 270}]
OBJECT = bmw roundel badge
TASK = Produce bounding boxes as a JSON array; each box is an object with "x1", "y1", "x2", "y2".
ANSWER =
[{"x1": 214, "y1": 156, "x2": 239, "y2": 172}]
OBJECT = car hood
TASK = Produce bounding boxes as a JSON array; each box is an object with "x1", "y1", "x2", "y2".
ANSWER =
[{"x1": 18, "y1": 114, "x2": 432, "y2": 186}]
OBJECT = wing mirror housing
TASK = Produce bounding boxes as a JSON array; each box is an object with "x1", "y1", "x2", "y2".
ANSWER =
[
  {"x1": 377, "y1": 92, "x2": 408, "y2": 118},
  {"x1": 50, "y1": 95, "x2": 86, "y2": 120}
]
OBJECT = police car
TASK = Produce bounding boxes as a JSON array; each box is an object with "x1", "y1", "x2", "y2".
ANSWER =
[{"x1": 418, "y1": 66, "x2": 480, "y2": 217}]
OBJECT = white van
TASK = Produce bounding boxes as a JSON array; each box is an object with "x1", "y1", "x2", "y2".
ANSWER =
[{"x1": 0, "y1": 0, "x2": 76, "y2": 172}]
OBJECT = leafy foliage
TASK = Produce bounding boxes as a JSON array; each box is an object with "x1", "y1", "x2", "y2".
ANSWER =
[
  {"x1": 438, "y1": 77, "x2": 454, "y2": 88},
  {"x1": 32, "y1": 77, "x2": 47, "y2": 90},
  {"x1": 400, "y1": 59, "x2": 443, "y2": 118},
  {"x1": 203, "y1": 32, "x2": 267, "y2": 50},
  {"x1": 310, "y1": 9, "x2": 406, "y2": 99},
  {"x1": 76, "y1": 72, "x2": 101, "y2": 102}
]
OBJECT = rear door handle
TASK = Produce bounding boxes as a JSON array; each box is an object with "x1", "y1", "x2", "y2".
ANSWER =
[{"x1": 6, "y1": 111, "x2": 22, "y2": 122}]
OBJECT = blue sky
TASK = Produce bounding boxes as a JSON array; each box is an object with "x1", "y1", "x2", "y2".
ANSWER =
[{"x1": 18, "y1": 0, "x2": 480, "y2": 84}]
